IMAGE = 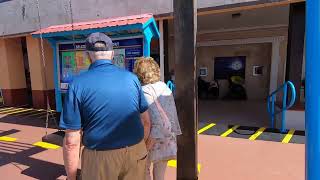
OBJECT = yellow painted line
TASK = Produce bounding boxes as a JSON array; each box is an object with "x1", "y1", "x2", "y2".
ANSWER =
[
  {"x1": 282, "y1": 129, "x2": 295, "y2": 143},
  {"x1": 5, "y1": 108, "x2": 34, "y2": 115},
  {"x1": 198, "y1": 123, "x2": 216, "y2": 134},
  {"x1": 249, "y1": 127, "x2": 266, "y2": 140},
  {"x1": 0, "y1": 107, "x2": 26, "y2": 112},
  {"x1": 0, "y1": 108, "x2": 22, "y2": 114},
  {"x1": 0, "y1": 136, "x2": 17, "y2": 142},
  {"x1": 33, "y1": 141, "x2": 61, "y2": 150},
  {"x1": 220, "y1": 125, "x2": 240, "y2": 137},
  {"x1": 0, "y1": 108, "x2": 25, "y2": 114},
  {"x1": 0, "y1": 107, "x2": 14, "y2": 112},
  {"x1": 167, "y1": 160, "x2": 201, "y2": 173}
]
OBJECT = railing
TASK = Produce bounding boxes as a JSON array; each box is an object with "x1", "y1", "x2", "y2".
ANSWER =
[{"x1": 267, "y1": 81, "x2": 296, "y2": 133}]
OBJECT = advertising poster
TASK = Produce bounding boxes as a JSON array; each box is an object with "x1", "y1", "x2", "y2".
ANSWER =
[
  {"x1": 58, "y1": 38, "x2": 143, "y2": 90},
  {"x1": 113, "y1": 49, "x2": 126, "y2": 68},
  {"x1": 76, "y1": 51, "x2": 91, "y2": 74},
  {"x1": 61, "y1": 52, "x2": 76, "y2": 84}
]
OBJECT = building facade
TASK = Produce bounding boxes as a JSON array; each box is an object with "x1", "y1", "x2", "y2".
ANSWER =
[{"x1": 0, "y1": 0, "x2": 306, "y2": 129}]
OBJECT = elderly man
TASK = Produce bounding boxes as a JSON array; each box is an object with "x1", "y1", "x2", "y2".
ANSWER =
[{"x1": 60, "y1": 32, "x2": 151, "y2": 180}]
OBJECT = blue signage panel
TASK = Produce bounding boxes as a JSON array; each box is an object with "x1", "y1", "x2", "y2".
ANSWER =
[{"x1": 58, "y1": 38, "x2": 143, "y2": 90}]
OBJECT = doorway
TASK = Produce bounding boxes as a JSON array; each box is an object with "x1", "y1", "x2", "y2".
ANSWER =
[
  {"x1": 21, "y1": 37, "x2": 33, "y2": 107},
  {"x1": 197, "y1": 43, "x2": 272, "y2": 128}
]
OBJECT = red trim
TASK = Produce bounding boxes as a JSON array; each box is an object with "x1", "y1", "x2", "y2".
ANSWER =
[{"x1": 32, "y1": 14, "x2": 153, "y2": 35}]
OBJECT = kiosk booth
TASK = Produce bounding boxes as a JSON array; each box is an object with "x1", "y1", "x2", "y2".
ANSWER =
[{"x1": 32, "y1": 14, "x2": 160, "y2": 112}]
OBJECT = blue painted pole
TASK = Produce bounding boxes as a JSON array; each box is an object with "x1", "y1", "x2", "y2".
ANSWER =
[
  {"x1": 271, "y1": 95, "x2": 275, "y2": 128},
  {"x1": 48, "y1": 40, "x2": 62, "y2": 112},
  {"x1": 143, "y1": 26, "x2": 153, "y2": 57},
  {"x1": 306, "y1": 1, "x2": 320, "y2": 179},
  {"x1": 143, "y1": 37, "x2": 151, "y2": 57}
]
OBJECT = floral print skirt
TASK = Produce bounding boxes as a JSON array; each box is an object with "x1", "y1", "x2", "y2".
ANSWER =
[{"x1": 149, "y1": 135, "x2": 177, "y2": 163}]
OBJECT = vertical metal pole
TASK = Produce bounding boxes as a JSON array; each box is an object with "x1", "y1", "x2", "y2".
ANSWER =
[
  {"x1": 174, "y1": 0, "x2": 198, "y2": 179},
  {"x1": 163, "y1": 20, "x2": 170, "y2": 82},
  {"x1": 143, "y1": 38, "x2": 151, "y2": 57},
  {"x1": 159, "y1": 20, "x2": 165, "y2": 82},
  {"x1": 306, "y1": 0, "x2": 320, "y2": 179},
  {"x1": 271, "y1": 95, "x2": 275, "y2": 128}
]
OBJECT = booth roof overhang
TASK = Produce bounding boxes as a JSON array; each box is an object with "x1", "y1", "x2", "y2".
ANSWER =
[{"x1": 31, "y1": 13, "x2": 160, "y2": 41}]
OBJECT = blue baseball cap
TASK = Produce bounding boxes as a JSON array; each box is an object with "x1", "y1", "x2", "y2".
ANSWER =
[{"x1": 85, "y1": 32, "x2": 113, "y2": 51}]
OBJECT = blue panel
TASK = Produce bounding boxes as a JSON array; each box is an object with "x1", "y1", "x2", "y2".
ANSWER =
[
  {"x1": 53, "y1": 33, "x2": 143, "y2": 44},
  {"x1": 306, "y1": 0, "x2": 320, "y2": 179},
  {"x1": 114, "y1": 38, "x2": 143, "y2": 47},
  {"x1": 48, "y1": 39, "x2": 62, "y2": 112},
  {"x1": 125, "y1": 47, "x2": 143, "y2": 58},
  {"x1": 110, "y1": 33, "x2": 143, "y2": 39},
  {"x1": 58, "y1": 38, "x2": 143, "y2": 52}
]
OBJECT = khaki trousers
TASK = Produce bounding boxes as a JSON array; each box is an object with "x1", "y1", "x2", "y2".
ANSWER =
[{"x1": 81, "y1": 140, "x2": 147, "y2": 180}]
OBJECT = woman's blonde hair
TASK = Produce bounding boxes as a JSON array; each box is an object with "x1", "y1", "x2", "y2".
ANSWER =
[{"x1": 133, "y1": 57, "x2": 160, "y2": 85}]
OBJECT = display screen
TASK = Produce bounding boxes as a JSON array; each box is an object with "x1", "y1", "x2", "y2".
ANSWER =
[{"x1": 58, "y1": 38, "x2": 143, "y2": 90}]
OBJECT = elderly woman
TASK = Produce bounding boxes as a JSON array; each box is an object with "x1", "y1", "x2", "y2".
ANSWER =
[{"x1": 134, "y1": 57, "x2": 182, "y2": 180}]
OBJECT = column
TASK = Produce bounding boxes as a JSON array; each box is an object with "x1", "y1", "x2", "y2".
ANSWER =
[
  {"x1": 306, "y1": 0, "x2": 320, "y2": 179},
  {"x1": 174, "y1": 0, "x2": 198, "y2": 179},
  {"x1": 285, "y1": 2, "x2": 305, "y2": 103},
  {"x1": 269, "y1": 37, "x2": 281, "y2": 94}
]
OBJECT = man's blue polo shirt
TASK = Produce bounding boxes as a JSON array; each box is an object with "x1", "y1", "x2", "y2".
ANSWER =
[{"x1": 59, "y1": 60, "x2": 149, "y2": 150}]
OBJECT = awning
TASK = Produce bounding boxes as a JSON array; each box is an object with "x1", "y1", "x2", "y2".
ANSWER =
[{"x1": 32, "y1": 13, "x2": 160, "y2": 40}]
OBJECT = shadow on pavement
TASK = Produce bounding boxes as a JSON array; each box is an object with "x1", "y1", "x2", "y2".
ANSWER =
[
  {"x1": 0, "y1": 141, "x2": 66, "y2": 180},
  {"x1": 0, "y1": 114, "x2": 60, "y2": 129}
]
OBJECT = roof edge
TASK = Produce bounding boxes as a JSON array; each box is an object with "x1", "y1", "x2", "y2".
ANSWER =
[{"x1": 31, "y1": 13, "x2": 154, "y2": 36}]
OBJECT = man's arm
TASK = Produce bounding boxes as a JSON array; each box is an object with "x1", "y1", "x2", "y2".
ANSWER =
[
  {"x1": 63, "y1": 129, "x2": 81, "y2": 180},
  {"x1": 141, "y1": 110, "x2": 151, "y2": 141}
]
